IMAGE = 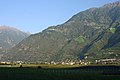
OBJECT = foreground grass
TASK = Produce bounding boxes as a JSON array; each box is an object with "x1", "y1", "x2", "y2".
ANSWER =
[{"x1": 0, "y1": 65, "x2": 120, "y2": 80}]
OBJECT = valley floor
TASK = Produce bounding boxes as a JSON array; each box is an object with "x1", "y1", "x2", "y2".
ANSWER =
[{"x1": 0, "y1": 65, "x2": 120, "y2": 80}]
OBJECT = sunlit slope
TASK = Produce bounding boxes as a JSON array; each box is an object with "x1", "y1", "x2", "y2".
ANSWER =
[{"x1": 2, "y1": 1, "x2": 120, "y2": 62}]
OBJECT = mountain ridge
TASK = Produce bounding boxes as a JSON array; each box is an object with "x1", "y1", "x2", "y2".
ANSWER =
[
  {"x1": 0, "y1": 25, "x2": 30, "y2": 52},
  {"x1": 1, "y1": 1, "x2": 120, "y2": 62}
]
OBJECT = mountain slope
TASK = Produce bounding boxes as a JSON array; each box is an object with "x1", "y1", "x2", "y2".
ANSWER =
[
  {"x1": 2, "y1": 1, "x2": 120, "y2": 62},
  {"x1": 0, "y1": 25, "x2": 30, "y2": 52}
]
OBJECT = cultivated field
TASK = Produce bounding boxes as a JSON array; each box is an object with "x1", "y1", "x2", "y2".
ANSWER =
[{"x1": 0, "y1": 64, "x2": 120, "y2": 80}]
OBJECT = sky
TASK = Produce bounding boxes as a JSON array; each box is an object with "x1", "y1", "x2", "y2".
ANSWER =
[{"x1": 0, "y1": 0, "x2": 119, "y2": 33}]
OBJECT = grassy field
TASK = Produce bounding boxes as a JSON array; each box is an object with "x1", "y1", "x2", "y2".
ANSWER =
[
  {"x1": 0, "y1": 63, "x2": 82, "y2": 68},
  {"x1": 0, "y1": 65, "x2": 120, "y2": 80}
]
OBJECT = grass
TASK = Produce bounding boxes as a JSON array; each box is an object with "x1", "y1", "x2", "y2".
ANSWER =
[
  {"x1": 0, "y1": 63, "x2": 83, "y2": 68},
  {"x1": 74, "y1": 36, "x2": 85, "y2": 43},
  {"x1": 0, "y1": 65, "x2": 120, "y2": 80}
]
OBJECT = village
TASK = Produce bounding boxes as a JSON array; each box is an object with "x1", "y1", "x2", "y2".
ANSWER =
[{"x1": 0, "y1": 58, "x2": 120, "y2": 67}]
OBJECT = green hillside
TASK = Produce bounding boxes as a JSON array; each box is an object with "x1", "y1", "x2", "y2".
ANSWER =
[{"x1": 2, "y1": 1, "x2": 120, "y2": 62}]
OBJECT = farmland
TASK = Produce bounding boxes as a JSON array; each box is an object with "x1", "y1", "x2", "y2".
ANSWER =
[{"x1": 0, "y1": 64, "x2": 120, "y2": 80}]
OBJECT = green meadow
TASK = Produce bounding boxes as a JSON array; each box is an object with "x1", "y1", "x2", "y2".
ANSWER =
[{"x1": 0, "y1": 65, "x2": 120, "y2": 80}]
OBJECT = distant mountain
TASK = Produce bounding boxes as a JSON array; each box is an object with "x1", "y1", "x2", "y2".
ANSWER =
[
  {"x1": 0, "y1": 25, "x2": 30, "y2": 52},
  {"x1": 2, "y1": 1, "x2": 120, "y2": 62}
]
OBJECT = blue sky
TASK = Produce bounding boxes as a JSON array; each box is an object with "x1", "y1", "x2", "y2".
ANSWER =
[{"x1": 0, "y1": 0, "x2": 119, "y2": 33}]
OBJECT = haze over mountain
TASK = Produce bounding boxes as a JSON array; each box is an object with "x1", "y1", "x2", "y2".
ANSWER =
[
  {"x1": 0, "y1": 25, "x2": 30, "y2": 53},
  {"x1": 2, "y1": 1, "x2": 120, "y2": 62}
]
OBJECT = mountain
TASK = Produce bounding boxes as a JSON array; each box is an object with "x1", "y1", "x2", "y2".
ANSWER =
[
  {"x1": 0, "y1": 25, "x2": 30, "y2": 53},
  {"x1": 2, "y1": 1, "x2": 120, "y2": 62}
]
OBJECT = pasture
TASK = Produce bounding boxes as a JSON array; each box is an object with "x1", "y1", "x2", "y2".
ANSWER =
[{"x1": 0, "y1": 65, "x2": 120, "y2": 80}]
